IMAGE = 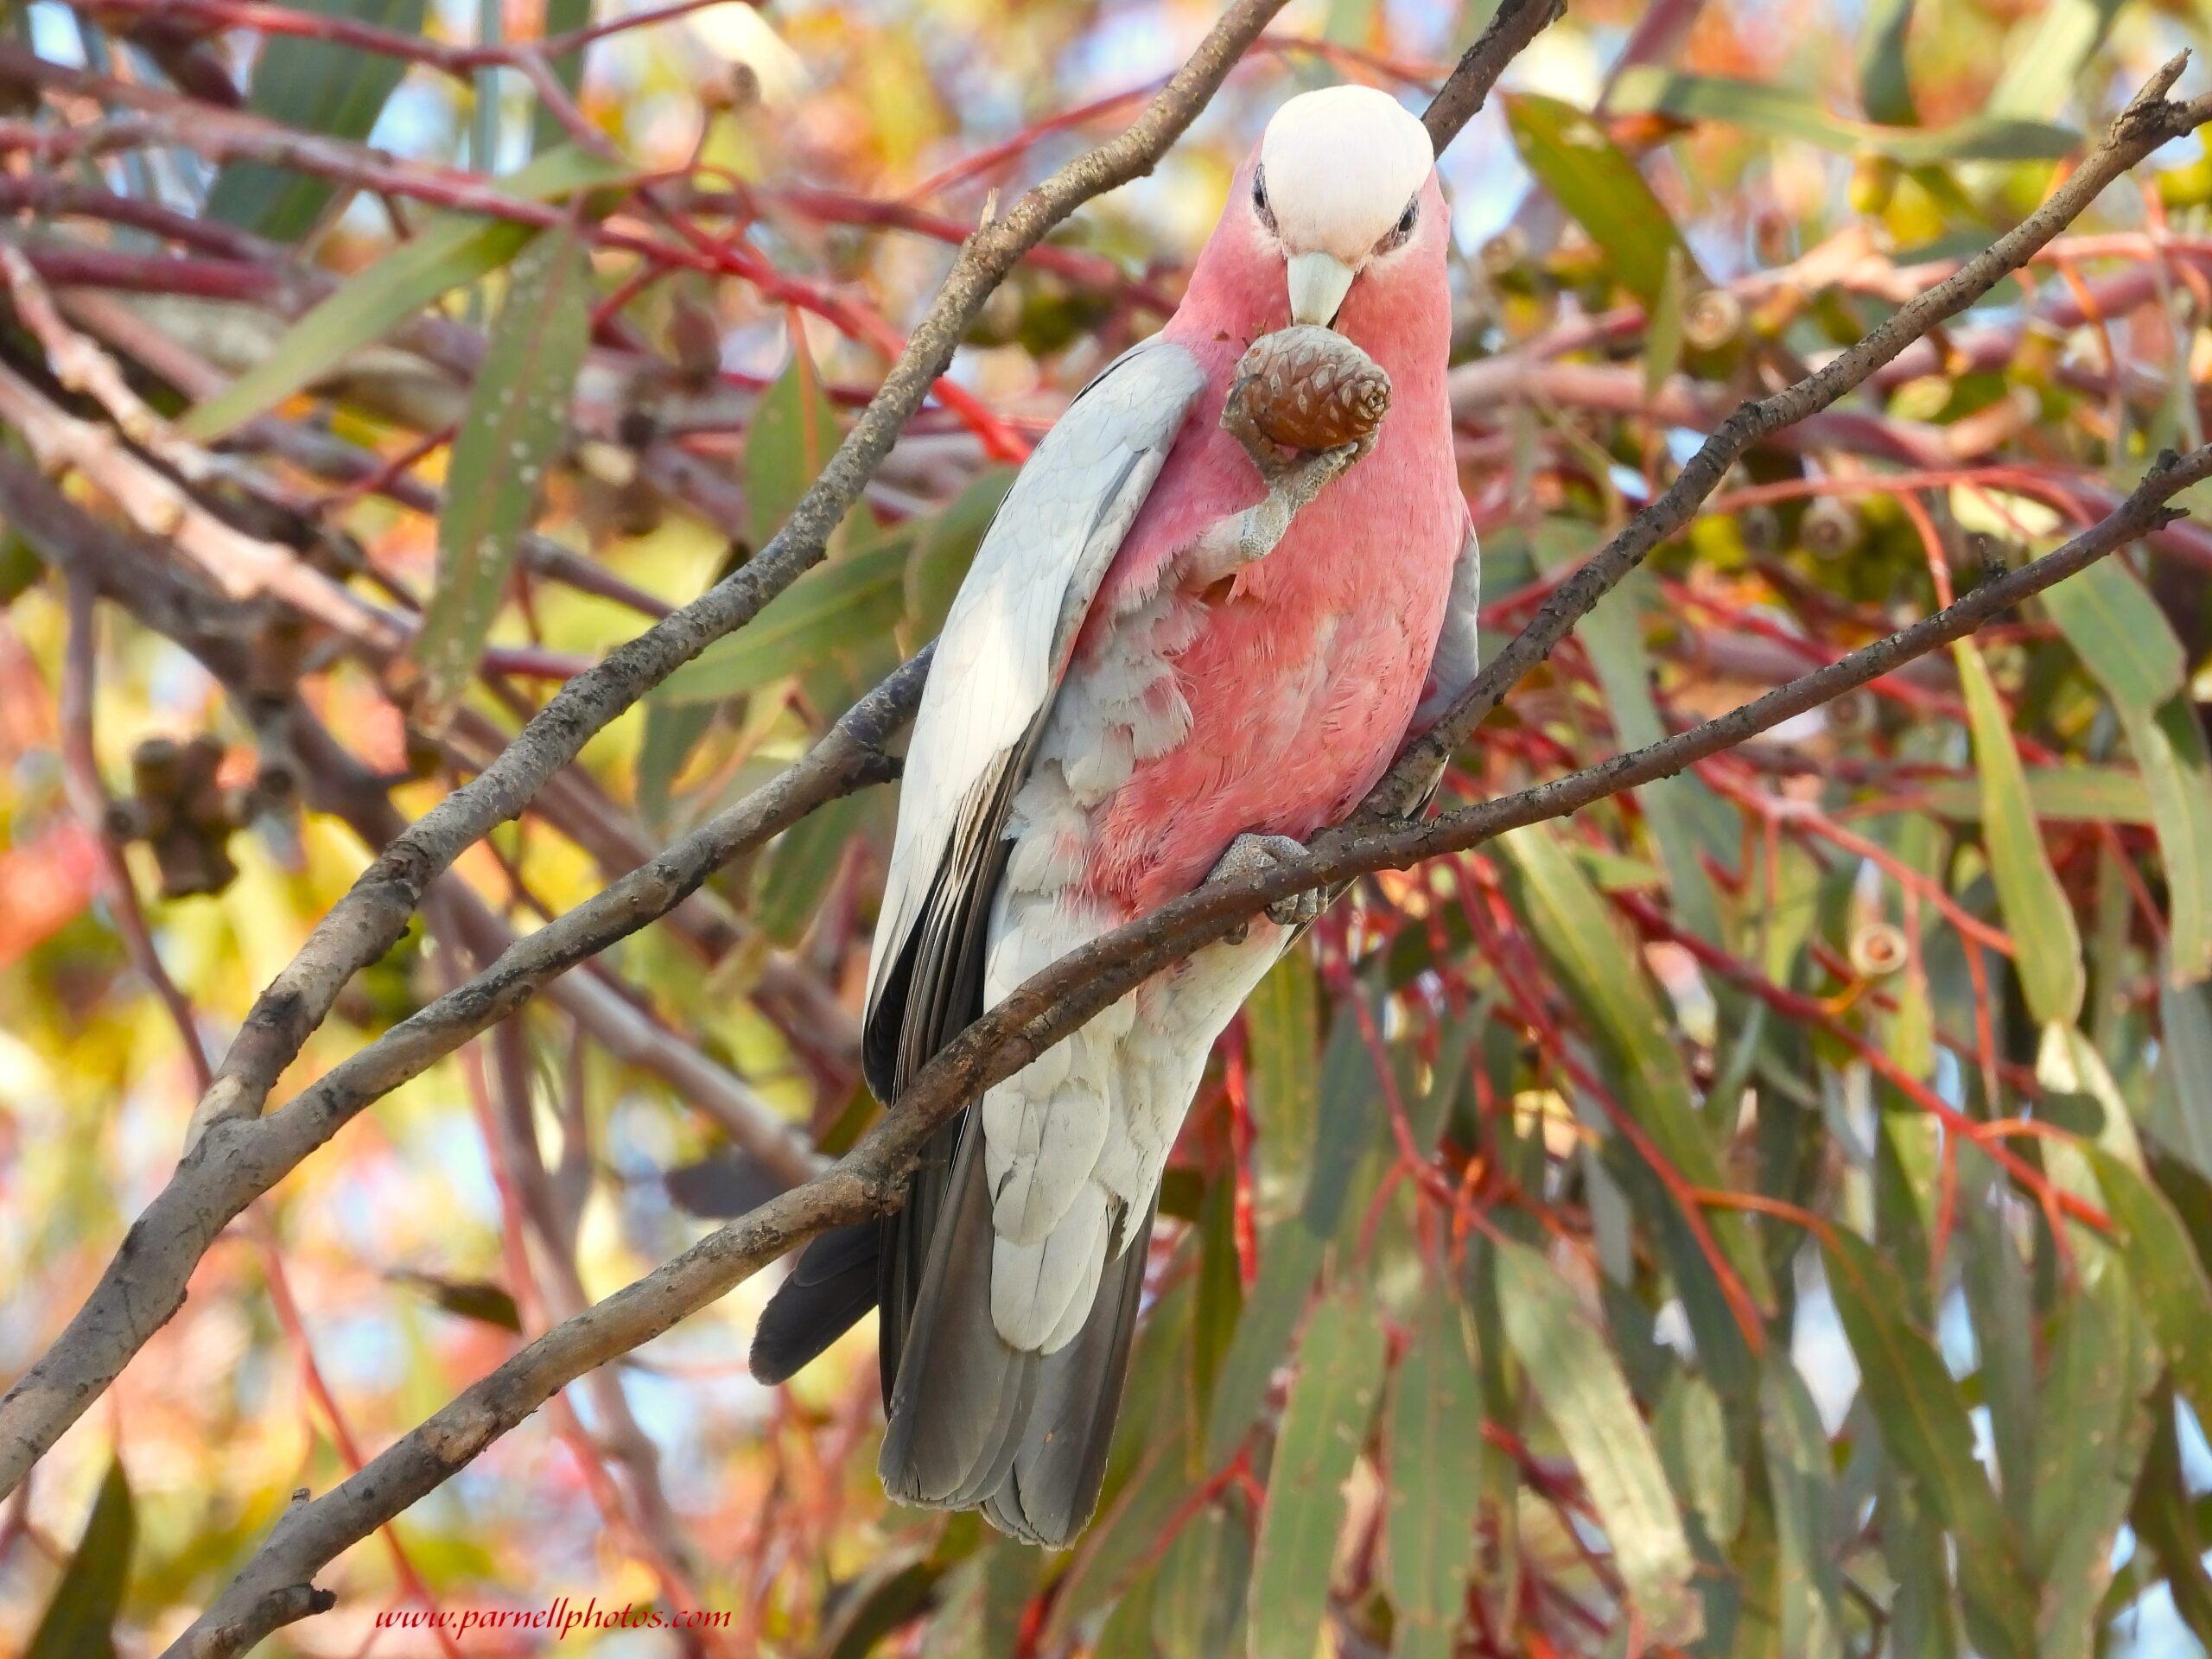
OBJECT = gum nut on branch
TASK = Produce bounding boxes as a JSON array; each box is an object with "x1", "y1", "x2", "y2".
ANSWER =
[
  {"x1": 1801, "y1": 497, "x2": 1864, "y2": 560},
  {"x1": 1230, "y1": 323, "x2": 1391, "y2": 451}
]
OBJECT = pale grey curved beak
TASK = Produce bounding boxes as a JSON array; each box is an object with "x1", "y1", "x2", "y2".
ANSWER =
[{"x1": 1287, "y1": 251, "x2": 1357, "y2": 327}]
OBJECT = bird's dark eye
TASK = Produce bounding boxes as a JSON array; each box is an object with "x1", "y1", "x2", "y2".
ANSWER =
[
  {"x1": 1380, "y1": 194, "x2": 1419, "y2": 251},
  {"x1": 1252, "y1": 166, "x2": 1277, "y2": 233}
]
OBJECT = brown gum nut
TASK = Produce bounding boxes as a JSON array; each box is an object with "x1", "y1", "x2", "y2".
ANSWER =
[{"x1": 1230, "y1": 324, "x2": 1391, "y2": 452}]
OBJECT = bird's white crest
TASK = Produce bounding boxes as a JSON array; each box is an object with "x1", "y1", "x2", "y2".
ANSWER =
[{"x1": 1259, "y1": 85, "x2": 1434, "y2": 266}]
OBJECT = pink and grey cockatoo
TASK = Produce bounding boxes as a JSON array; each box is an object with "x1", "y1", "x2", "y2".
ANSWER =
[{"x1": 751, "y1": 85, "x2": 1479, "y2": 1545}]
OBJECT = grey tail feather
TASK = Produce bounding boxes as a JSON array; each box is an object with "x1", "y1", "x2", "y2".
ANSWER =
[
  {"x1": 874, "y1": 1112, "x2": 965, "y2": 1402},
  {"x1": 746, "y1": 1107, "x2": 968, "y2": 1394},
  {"x1": 982, "y1": 1194, "x2": 1154, "y2": 1547},
  {"x1": 771, "y1": 754, "x2": 1155, "y2": 1544},
  {"x1": 879, "y1": 1119, "x2": 1154, "y2": 1548},
  {"x1": 747, "y1": 1220, "x2": 880, "y2": 1386}
]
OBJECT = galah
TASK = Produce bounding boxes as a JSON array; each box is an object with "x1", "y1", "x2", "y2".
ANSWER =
[{"x1": 751, "y1": 85, "x2": 1479, "y2": 1545}]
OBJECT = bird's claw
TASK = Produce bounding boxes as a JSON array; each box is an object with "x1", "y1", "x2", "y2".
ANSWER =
[
  {"x1": 1189, "y1": 436, "x2": 1372, "y2": 586},
  {"x1": 1274, "y1": 436, "x2": 1370, "y2": 502},
  {"x1": 1209, "y1": 832, "x2": 1322, "y2": 941}
]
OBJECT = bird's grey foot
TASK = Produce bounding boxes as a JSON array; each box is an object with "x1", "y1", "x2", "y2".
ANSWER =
[
  {"x1": 1209, "y1": 832, "x2": 1322, "y2": 939},
  {"x1": 1184, "y1": 439, "x2": 1368, "y2": 588}
]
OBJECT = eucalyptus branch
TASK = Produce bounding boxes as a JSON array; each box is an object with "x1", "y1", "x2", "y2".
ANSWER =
[
  {"x1": 0, "y1": 356, "x2": 403, "y2": 645},
  {"x1": 0, "y1": 0, "x2": 1292, "y2": 1502},
  {"x1": 0, "y1": 455, "x2": 869, "y2": 1473},
  {"x1": 164, "y1": 442, "x2": 2210, "y2": 1659}
]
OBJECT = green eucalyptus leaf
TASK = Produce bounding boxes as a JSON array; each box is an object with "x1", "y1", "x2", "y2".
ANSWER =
[
  {"x1": 1493, "y1": 1238, "x2": 1700, "y2": 1644},
  {"x1": 753, "y1": 791, "x2": 872, "y2": 947},
  {"x1": 654, "y1": 538, "x2": 911, "y2": 704},
  {"x1": 2152, "y1": 976, "x2": 2212, "y2": 1177},
  {"x1": 2130, "y1": 1383, "x2": 2212, "y2": 1646},
  {"x1": 1192, "y1": 1173, "x2": 1244, "y2": 1430},
  {"x1": 1203, "y1": 1217, "x2": 1325, "y2": 1471},
  {"x1": 2042, "y1": 557, "x2": 2186, "y2": 714},
  {"x1": 1955, "y1": 639, "x2": 2085, "y2": 1027},
  {"x1": 1247, "y1": 950, "x2": 1320, "y2": 1222},
  {"x1": 1759, "y1": 1354, "x2": 1847, "y2": 1659},
  {"x1": 416, "y1": 224, "x2": 594, "y2": 716},
  {"x1": 206, "y1": 0, "x2": 429, "y2": 243},
  {"x1": 2041, "y1": 557, "x2": 2212, "y2": 982},
  {"x1": 1247, "y1": 1287, "x2": 1388, "y2": 1659},
  {"x1": 1154, "y1": 1495, "x2": 1251, "y2": 1659},
  {"x1": 1985, "y1": 0, "x2": 2127, "y2": 123},
  {"x1": 1858, "y1": 0, "x2": 1917, "y2": 125},
  {"x1": 1503, "y1": 92, "x2": 1697, "y2": 306},
  {"x1": 1824, "y1": 1231, "x2": 2033, "y2": 1656},
  {"x1": 747, "y1": 339, "x2": 845, "y2": 550},
  {"x1": 1916, "y1": 766, "x2": 2151, "y2": 825},
  {"x1": 184, "y1": 146, "x2": 631, "y2": 441},
  {"x1": 2028, "y1": 1267, "x2": 2157, "y2": 1658},
  {"x1": 533, "y1": 0, "x2": 595, "y2": 156},
  {"x1": 1500, "y1": 824, "x2": 1772, "y2": 1308},
  {"x1": 28, "y1": 1459, "x2": 133, "y2": 1659},
  {"x1": 1386, "y1": 1283, "x2": 1484, "y2": 1659},
  {"x1": 1611, "y1": 67, "x2": 2078, "y2": 162},
  {"x1": 2082, "y1": 1147, "x2": 2212, "y2": 1431}
]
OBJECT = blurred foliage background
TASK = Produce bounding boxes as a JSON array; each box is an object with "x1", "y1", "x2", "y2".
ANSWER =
[{"x1": 5, "y1": 0, "x2": 2212, "y2": 1653}]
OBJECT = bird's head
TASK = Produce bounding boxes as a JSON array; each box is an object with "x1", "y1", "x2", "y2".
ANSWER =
[{"x1": 1243, "y1": 85, "x2": 1440, "y2": 330}]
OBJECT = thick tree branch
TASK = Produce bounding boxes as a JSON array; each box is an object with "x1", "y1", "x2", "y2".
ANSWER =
[
  {"x1": 163, "y1": 1167, "x2": 875, "y2": 1659},
  {"x1": 0, "y1": 0, "x2": 1290, "y2": 1502},
  {"x1": 166, "y1": 443, "x2": 2210, "y2": 1659},
  {"x1": 0, "y1": 450, "x2": 917, "y2": 1491}
]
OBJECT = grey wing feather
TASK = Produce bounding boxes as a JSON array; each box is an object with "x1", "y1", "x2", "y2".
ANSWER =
[
  {"x1": 981, "y1": 1194, "x2": 1154, "y2": 1544},
  {"x1": 861, "y1": 337, "x2": 1207, "y2": 1098},
  {"x1": 755, "y1": 341, "x2": 1204, "y2": 1508},
  {"x1": 865, "y1": 342, "x2": 1205, "y2": 1545},
  {"x1": 1415, "y1": 518, "x2": 1483, "y2": 733},
  {"x1": 1407, "y1": 518, "x2": 1483, "y2": 814},
  {"x1": 880, "y1": 1115, "x2": 1154, "y2": 1548}
]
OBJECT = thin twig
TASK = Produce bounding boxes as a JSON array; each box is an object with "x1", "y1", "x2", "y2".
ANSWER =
[
  {"x1": 0, "y1": 357, "x2": 404, "y2": 645},
  {"x1": 56, "y1": 573, "x2": 212, "y2": 1090},
  {"x1": 0, "y1": 453, "x2": 842, "y2": 1479},
  {"x1": 1382, "y1": 54, "x2": 2212, "y2": 810},
  {"x1": 1421, "y1": 0, "x2": 1566, "y2": 154}
]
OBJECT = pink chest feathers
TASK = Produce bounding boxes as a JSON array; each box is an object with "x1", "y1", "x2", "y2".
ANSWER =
[{"x1": 1071, "y1": 298, "x2": 1464, "y2": 913}]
